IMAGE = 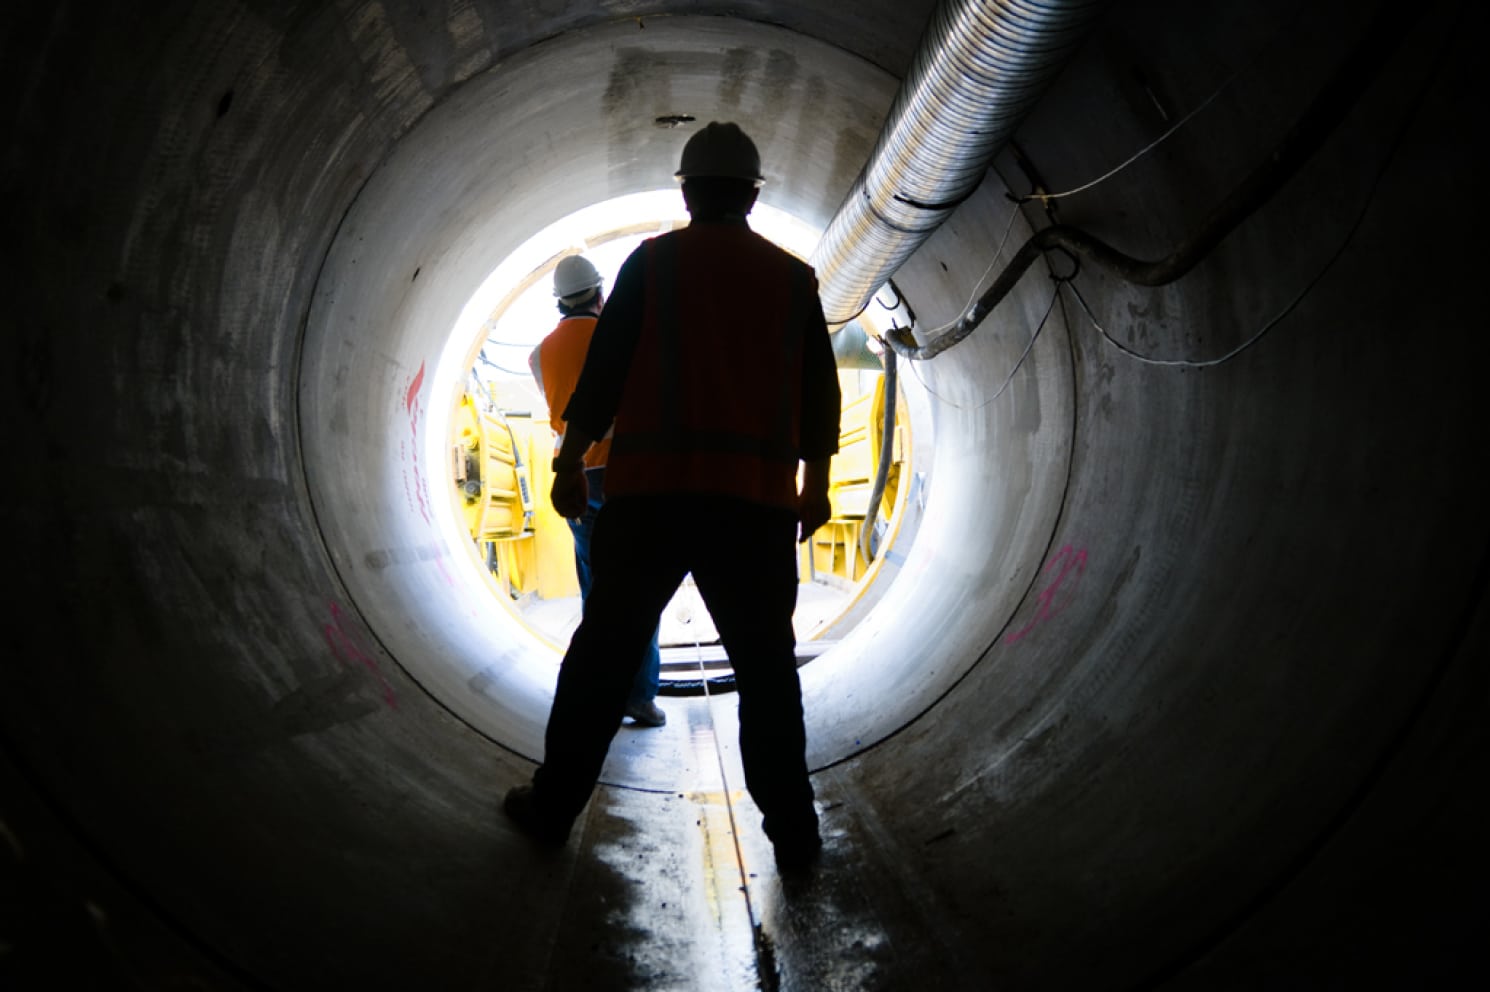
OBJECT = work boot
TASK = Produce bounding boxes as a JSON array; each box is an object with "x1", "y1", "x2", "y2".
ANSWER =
[
  {"x1": 623, "y1": 699, "x2": 667, "y2": 727},
  {"x1": 765, "y1": 809, "x2": 822, "y2": 874},
  {"x1": 502, "y1": 785, "x2": 573, "y2": 846},
  {"x1": 771, "y1": 831, "x2": 823, "y2": 875}
]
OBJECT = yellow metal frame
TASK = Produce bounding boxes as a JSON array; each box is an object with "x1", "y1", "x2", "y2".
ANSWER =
[
  {"x1": 801, "y1": 369, "x2": 907, "y2": 586},
  {"x1": 450, "y1": 358, "x2": 911, "y2": 632}
]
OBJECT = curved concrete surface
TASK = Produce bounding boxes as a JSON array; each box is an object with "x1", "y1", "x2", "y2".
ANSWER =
[{"x1": 4, "y1": 0, "x2": 1486, "y2": 989}]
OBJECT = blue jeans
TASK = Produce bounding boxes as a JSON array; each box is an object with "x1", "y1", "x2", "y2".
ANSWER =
[{"x1": 567, "y1": 468, "x2": 661, "y2": 707}]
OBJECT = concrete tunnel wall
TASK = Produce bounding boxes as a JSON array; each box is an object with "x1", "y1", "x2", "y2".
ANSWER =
[{"x1": 3, "y1": 0, "x2": 1487, "y2": 989}]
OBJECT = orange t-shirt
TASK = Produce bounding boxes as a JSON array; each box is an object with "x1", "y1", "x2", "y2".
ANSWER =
[{"x1": 536, "y1": 315, "x2": 611, "y2": 469}]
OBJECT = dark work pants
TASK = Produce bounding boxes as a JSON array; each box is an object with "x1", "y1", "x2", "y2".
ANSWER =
[
  {"x1": 566, "y1": 468, "x2": 662, "y2": 707},
  {"x1": 533, "y1": 493, "x2": 818, "y2": 844}
]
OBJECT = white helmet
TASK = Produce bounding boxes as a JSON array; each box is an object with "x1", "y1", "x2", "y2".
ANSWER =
[
  {"x1": 552, "y1": 254, "x2": 603, "y2": 302},
  {"x1": 674, "y1": 121, "x2": 765, "y2": 187}
]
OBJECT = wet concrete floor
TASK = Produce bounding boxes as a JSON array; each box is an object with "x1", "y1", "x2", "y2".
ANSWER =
[{"x1": 504, "y1": 687, "x2": 966, "y2": 992}]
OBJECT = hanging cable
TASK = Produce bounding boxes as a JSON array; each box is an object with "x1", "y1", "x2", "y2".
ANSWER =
[
  {"x1": 907, "y1": 278, "x2": 1063, "y2": 412},
  {"x1": 476, "y1": 349, "x2": 532, "y2": 378},
  {"x1": 950, "y1": 204, "x2": 1023, "y2": 333},
  {"x1": 885, "y1": 0, "x2": 1421, "y2": 364},
  {"x1": 1066, "y1": 1, "x2": 1454, "y2": 368},
  {"x1": 1011, "y1": 3, "x2": 1310, "y2": 206},
  {"x1": 858, "y1": 343, "x2": 898, "y2": 566},
  {"x1": 1013, "y1": 80, "x2": 1233, "y2": 205}
]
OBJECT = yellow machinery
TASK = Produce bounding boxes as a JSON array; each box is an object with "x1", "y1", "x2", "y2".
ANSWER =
[
  {"x1": 452, "y1": 386, "x2": 580, "y2": 601},
  {"x1": 452, "y1": 366, "x2": 904, "y2": 599},
  {"x1": 804, "y1": 370, "x2": 904, "y2": 586}
]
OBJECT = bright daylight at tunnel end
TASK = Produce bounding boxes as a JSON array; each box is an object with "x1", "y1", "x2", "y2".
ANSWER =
[{"x1": 440, "y1": 191, "x2": 918, "y2": 695}]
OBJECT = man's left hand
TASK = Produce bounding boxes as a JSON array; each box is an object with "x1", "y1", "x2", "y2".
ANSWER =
[{"x1": 551, "y1": 465, "x2": 589, "y2": 519}]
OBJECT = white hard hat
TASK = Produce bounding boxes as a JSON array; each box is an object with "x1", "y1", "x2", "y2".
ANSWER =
[
  {"x1": 674, "y1": 121, "x2": 765, "y2": 187},
  {"x1": 552, "y1": 254, "x2": 603, "y2": 301}
]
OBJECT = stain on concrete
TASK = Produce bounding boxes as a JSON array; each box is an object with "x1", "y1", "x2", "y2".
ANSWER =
[
  {"x1": 271, "y1": 666, "x2": 383, "y2": 736},
  {"x1": 718, "y1": 48, "x2": 755, "y2": 111}
]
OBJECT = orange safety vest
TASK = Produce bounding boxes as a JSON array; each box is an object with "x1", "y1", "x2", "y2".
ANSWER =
[
  {"x1": 538, "y1": 316, "x2": 611, "y2": 470},
  {"x1": 605, "y1": 225, "x2": 818, "y2": 512}
]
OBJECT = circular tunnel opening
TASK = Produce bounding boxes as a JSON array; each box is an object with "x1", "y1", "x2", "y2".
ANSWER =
[{"x1": 294, "y1": 14, "x2": 1072, "y2": 788}]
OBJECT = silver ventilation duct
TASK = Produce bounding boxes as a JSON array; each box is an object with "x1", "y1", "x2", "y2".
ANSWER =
[{"x1": 809, "y1": 0, "x2": 1112, "y2": 327}]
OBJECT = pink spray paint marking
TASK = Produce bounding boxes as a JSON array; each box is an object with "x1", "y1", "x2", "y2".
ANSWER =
[
  {"x1": 323, "y1": 600, "x2": 398, "y2": 709},
  {"x1": 1006, "y1": 545, "x2": 1088, "y2": 643},
  {"x1": 404, "y1": 361, "x2": 425, "y2": 412},
  {"x1": 401, "y1": 361, "x2": 432, "y2": 524}
]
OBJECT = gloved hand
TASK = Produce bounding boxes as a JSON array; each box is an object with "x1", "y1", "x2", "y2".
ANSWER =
[{"x1": 551, "y1": 464, "x2": 589, "y2": 520}]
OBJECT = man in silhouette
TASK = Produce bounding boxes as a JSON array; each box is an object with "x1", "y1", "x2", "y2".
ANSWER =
[
  {"x1": 528, "y1": 253, "x2": 665, "y2": 727},
  {"x1": 505, "y1": 122, "x2": 840, "y2": 872}
]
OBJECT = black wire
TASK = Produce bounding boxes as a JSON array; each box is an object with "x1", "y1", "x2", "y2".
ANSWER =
[
  {"x1": 876, "y1": 279, "x2": 905, "y2": 312},
  {"x1": 904, "y1": 280, "x2": 1061, "y2": 412},
  {"x1": 476, "y1": 351, "x2": 534, "y2": 378},
  {"x1": 858, "y1": 343, "x2": 899, "y2": 564},
  {"x1": 891, "y1": 0, "x2": 1421, "y2": 364},
  {"x1": 1071, "y1": 0, "x2": 1448, "y2": 371}
]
